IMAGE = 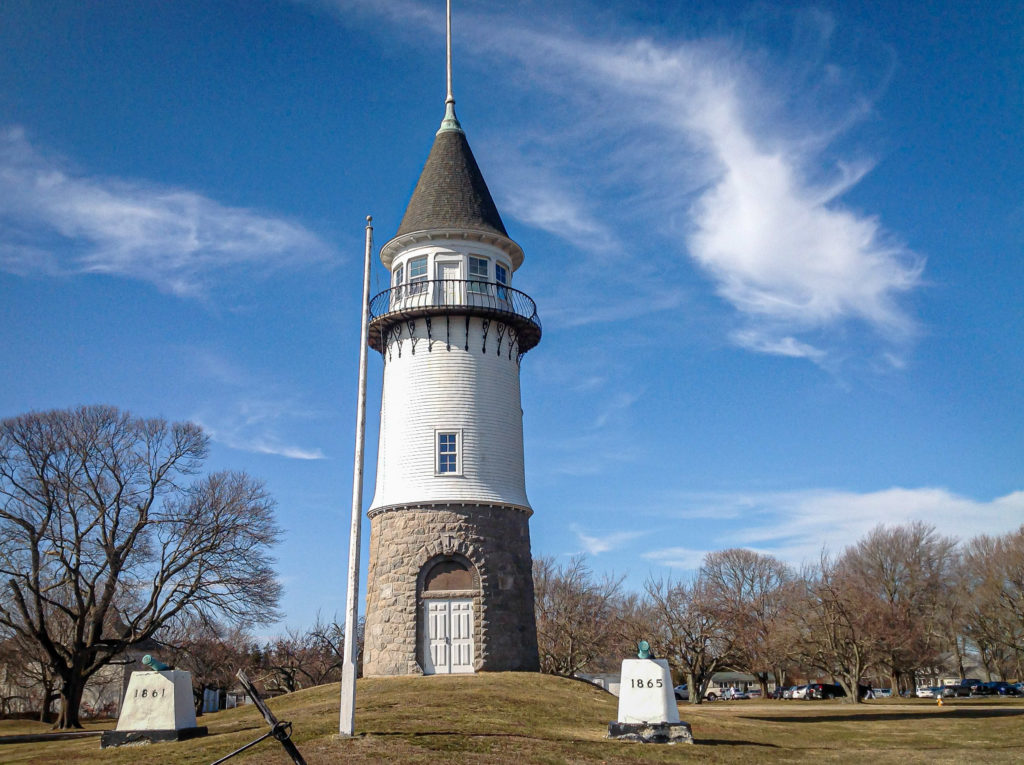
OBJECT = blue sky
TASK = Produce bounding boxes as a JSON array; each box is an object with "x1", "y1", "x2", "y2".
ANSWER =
[{"x1": 1, "y1": 0, "x2": 1021, "y2": 634}]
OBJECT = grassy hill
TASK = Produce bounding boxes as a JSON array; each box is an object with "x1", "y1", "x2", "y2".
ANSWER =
[{"x1": 2, "y1": 673, "x2": 1023, "y2": 764}]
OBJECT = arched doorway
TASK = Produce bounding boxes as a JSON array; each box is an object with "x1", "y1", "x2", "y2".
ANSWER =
[{"x1": 420, "y1": 557, "x2": 477, "y2": 675}]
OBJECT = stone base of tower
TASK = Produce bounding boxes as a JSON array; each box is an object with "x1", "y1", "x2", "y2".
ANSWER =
[{"x1": 363, "y1": 503, "x2": 539, "y2": 676}]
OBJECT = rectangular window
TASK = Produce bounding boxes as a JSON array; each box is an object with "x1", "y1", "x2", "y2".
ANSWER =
[
  {"x1": 495, "y1": 263, "x2": 508, "y2": 299},
  {"x1": 437, "y1": 432, "x2": 458, "y2": 474},
  {"x1": 408, "y1": 256, "x2": 428, "y2": 294},
  {"x1": 468, "y1": 256, "x2": 488, "y2": 294},
  {"x1": 390, "y1": 264, "x2": 405, "y2": 307}
]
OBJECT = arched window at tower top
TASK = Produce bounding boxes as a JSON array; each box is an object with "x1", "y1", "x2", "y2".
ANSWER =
[{"x1": 423, "y1": 558, "x2": 475, "y2": 591}]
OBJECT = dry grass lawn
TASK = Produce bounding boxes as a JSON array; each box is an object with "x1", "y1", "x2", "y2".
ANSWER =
[{"x1": 1, "y1": 673, "x2": 1022, "y2": 764}]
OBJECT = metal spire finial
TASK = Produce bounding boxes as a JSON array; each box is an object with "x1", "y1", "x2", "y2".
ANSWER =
[
  {"x1": 438, "y1": 0, "x2": 463, "y2": 134},
  {"x1": 446, "y1": 0, "x2": 453, "y2": 105}
]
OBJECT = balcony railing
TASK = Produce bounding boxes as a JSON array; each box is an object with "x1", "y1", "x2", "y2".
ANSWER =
[
  {"x1": 368, "y1": 279, "x2": 542, "y2": 354},
  {"x1": 370, "y1": 279, "x2": 540, "y2": 328}
]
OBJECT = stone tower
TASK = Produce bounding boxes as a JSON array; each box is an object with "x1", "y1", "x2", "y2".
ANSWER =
[{"x1": 362, "y1": 22, "x2": 541, "y2": 676}]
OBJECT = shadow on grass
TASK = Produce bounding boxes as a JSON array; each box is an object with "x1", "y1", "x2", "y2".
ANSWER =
[
  {"x1": 696, "y1": 739, "x2": 780, "y2": 748},
  {"x1": 741, "y1": 708, "x2": 1024, "y2": 724},
  {"x1": 359, "y1": 730, "x2": 551, "y2": 740}
]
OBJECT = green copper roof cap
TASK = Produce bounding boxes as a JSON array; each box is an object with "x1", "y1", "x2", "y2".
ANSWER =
[{"x1": 437, "y1": 99, "x2": 463, "y2": 134}]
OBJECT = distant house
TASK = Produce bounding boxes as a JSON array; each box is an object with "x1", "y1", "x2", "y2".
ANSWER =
[{"x1": 575, "y1": 672, "x2": 622, "y2": 696}]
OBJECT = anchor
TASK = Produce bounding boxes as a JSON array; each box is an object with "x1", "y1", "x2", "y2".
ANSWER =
[{"x1": 209, "y1": 670, "x2": 306, "y2": 765}]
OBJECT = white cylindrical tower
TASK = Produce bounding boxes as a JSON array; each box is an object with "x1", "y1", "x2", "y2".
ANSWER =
[{"x1": 362, "y1": 96, "x2": 541, "y2": 676}]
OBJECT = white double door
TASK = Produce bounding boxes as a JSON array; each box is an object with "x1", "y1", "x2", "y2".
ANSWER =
[{"x1": 423, "y1": 598, "x2": 474, "y2": 675}]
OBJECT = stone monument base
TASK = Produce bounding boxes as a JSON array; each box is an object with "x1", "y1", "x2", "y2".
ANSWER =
[
  {"x1": 607, "y1": 720, "x2": 694, "y2": 744},
  {"x1": 101, "y1": 726, "x2": 208, "y2": 748},
  {"x1": 104, "y1": 668, "x2": 207, "y2": 748}
]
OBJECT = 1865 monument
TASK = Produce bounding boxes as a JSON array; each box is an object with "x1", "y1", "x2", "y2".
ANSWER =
[
  {"x1": 361, "y1": 14, "x2": 542, "y2": 675},
  {"x1": 608, "y1": 642, "x2": 693, "y2": 745}
]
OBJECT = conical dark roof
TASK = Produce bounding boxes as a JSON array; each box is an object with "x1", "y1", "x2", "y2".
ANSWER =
[{"x1": 396, "y1": 128, "x2": 508, "y2": 237}]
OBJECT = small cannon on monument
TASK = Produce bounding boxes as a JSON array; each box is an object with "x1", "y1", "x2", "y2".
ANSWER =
[
  {"x1": 142, "y1": 654, "x2": 171, "y2": 671},
  {"x1": 101, "y1": 653, "x2": 208, "y2": 748},
  {"x1": 606, "y1": 640, "x2": 694, "y2": 744}
]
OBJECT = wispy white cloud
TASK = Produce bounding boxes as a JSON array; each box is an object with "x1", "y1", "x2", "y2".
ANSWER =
[
  {"x1": 0, "y1": 127, "x2": 334, "y2": 297},
  {"x1": 540, "y1": 283, "x2": 689, "y2": 330},
  {"x1": 319, "y1": 0, "x2": 924, "y2": 364},
  {"x1": 196, "y1": 415, "x2": 326, "y2": 461},
  {"x1": 571, "y1": 524, "x2": 648, "y2": 556},
  {"x1": 527, "y1": 353, "x2": 643, "y2": 476},
  {"x1": 186, "y1": 347, "x2": 327, "y2": 461},
  {"x1": 730, "y1": 330, "x2": 826, "y2": 361},
  {"x1": 497, "y1": 164, "x2": 615, "y2": 244},
  {"x1": 645, "y1": 488, "x2": 1024, "y2": 571},
  {"x1": 499, "y1": 26, "x2": 922, "y2": 361},
  {"x1": 641, "y1": 546, "x2": 710, "y2": 571},
  {"x1": 591, "y1": 391, "x2": 640, "y2": 430}
]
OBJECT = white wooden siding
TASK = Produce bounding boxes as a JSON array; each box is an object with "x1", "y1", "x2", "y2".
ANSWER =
[{"x1": 370, "y1": 315, "x2": 531, "y2": 511}]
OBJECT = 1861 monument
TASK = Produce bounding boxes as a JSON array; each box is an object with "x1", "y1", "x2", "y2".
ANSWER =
[
  {"x1": 361, "y1": 16, "x2": 542, "y2": 675},
  {"x1": 101, "y1": 655, "x2": 207, "y2": 748}
]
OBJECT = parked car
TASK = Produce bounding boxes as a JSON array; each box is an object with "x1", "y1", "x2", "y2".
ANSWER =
[
  {"x1": 673, "y1": 684, "x2": 719, "y2": 702},
  {"x1": 720, "y1": 687, "x2": 750, "y2": 700},
  {"x1": 872, "y1": 688, "x2": 893, "y2": 698},
  {"x1": 976, "y1": 681, "x2": 1021, "y2": 696},
  {"x1": 790, "y1": 685, "x2": 812, "y2": 700},
  {"x1": 780, "y1": 686, "x2": 797, "y2": 699},
  {"x1": 916, "y1": 686, "x2": 941, "y2": 698},
  {"x1": 809, "y1": 683, "x2": 846, "y2": 700},
  {"x1": 942, "y1": 679, "x2": 984, "y2": 698}
]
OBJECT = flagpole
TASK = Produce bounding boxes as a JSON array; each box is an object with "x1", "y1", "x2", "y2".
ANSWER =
[{"x1": 340, "y1": 215, "x2": 373, "y2": 737}]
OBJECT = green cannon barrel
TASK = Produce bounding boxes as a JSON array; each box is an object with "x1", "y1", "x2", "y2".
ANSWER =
[{"x1": 142, "y1": 654, "x2": 171, "y2": 671}]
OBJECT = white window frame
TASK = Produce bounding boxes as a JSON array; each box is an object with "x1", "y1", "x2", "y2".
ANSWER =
[
  {"x1": 435, "y1": 429, "x2": 462, "y2": 476},
  {"x1": 408, "y1": 255, "x2": 428, "y2": 295},
  {"x1": 389, "y1": 263, "x2": 406, "y2": 308},
  {"x1": 494, "y1": 262, "x2": 509, "y2": 299},
  {"x1": 468, "y1": 255, "x2": 488, "y2": 294}
]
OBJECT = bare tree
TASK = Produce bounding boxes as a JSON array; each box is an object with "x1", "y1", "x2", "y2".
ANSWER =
[
  {"x1": 701, "y1": 548, "x2": 796, "y2": 698},
  {"x1": 0, "y1": 406, "x2": 282, "y2": 728},
  {"x1": 791, "y1": 554, "x2": 879, "y2": 703},
  {"x1": 533, "y1": 556, "x2": 624, "y2": 676},
  {"x1": 962, "y1": 526, "x2": 1024, "y2": 667},
  {"x1": 263, "y1": 616, "x2": 351, "y2": 693},
  {"x1": 164, "y1": 618, "x2": 262, "y2": 712},
  {"x1": 644, "y1": 576, "x2": 734, "y2": 704},
  {"x1": 933, "y1": 548, "x2": 972, "y2": 683},
  {"x1": 0, "y1": 632, "x2": 58, "y2": 721},
  {"x1": 842, "y1": 523, "x2": 957, "y2": 693}
]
